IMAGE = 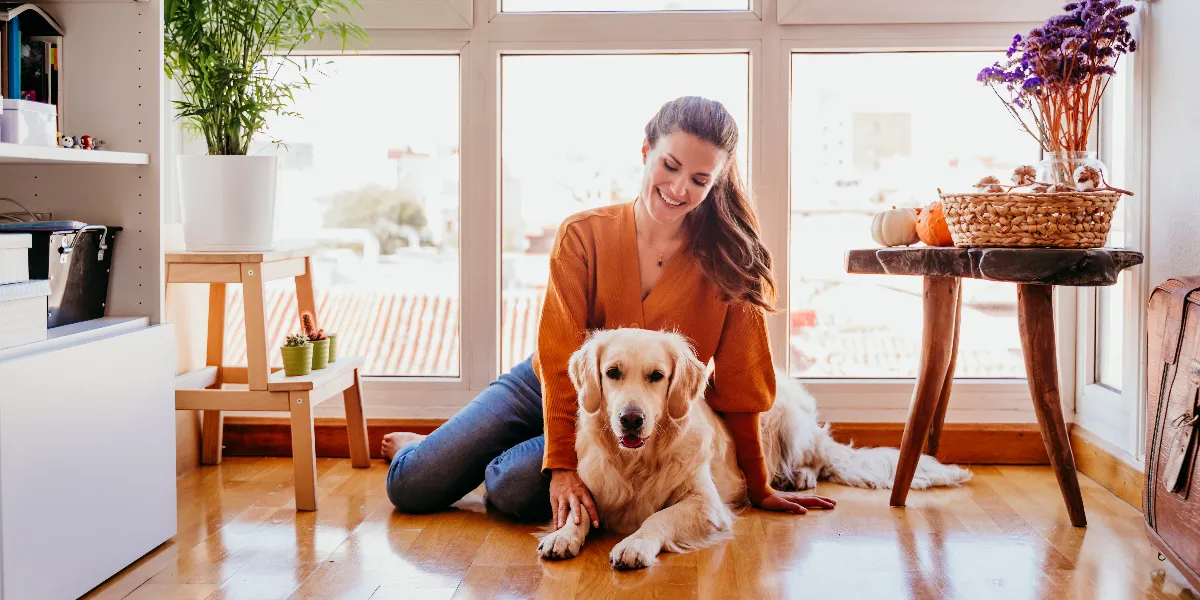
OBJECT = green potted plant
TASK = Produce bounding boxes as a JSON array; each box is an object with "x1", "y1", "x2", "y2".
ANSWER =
[
  {"x1": 281, "y1": 333, "x2": 313, "y2": 377},
  {"x1": 301, "y1": 311, "x2": 329, "y2": 370},
  {"x1": 164, "y1": 0, "x2": 367, "y2": 251}
]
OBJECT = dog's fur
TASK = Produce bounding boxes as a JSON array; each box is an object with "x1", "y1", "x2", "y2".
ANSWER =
[{"x1": 536, "y1": 328, "x2": 971, "y2": 570}]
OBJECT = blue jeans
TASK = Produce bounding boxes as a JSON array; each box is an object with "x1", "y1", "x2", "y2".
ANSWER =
[{"x1": 385, "y1": 357, "x2": 551, "y2": 522}]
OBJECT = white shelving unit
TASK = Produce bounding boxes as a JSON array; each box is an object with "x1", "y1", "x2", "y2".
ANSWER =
[
  {"x1": 0, "y1": 142, "x2": 149, "y2": 165},
  {"x1": 0, "y1": 0, "x2": 175, "y2": 598}
]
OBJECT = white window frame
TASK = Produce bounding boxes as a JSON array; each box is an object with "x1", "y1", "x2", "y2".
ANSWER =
[
  {"x1": 1073, "y1": 1, "x2": 1150, "y2": 462},
  {"x1": 280, "y1": 0, "x2": 1131, "y2": 422}
]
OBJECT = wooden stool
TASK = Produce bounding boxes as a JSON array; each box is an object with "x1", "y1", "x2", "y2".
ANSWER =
[
  {"x1": 166, "y1": 247, "x2": 370, "y2": 511},
  {"x1": 846, "y1": 247, "x2": 1144, "y2": 527}
]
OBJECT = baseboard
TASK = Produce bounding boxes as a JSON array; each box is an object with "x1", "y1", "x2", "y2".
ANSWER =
[
  {"x1": 1069, "y1": 424, "x2": 1145, "y2": 510},
  {"x1": 219, "y1": 417, "x2": 1050, "y2": 465}
]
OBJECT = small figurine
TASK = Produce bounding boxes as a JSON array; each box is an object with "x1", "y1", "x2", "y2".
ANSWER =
[
  {"x1": 59, "y1": 135, "x2": 75, "y2": 148},
  {"x1": 92, "y1": 138, "x2": 106, "y2": 150},
  {"x1": 78, "y1": 135, "x2": 94, "y2": 150}
]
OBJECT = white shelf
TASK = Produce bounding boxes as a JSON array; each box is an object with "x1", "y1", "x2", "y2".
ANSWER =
[
  {"x1": 0, "y1": 142, "x2": 149, "y2": 165},
  {"x1": 0, "y1": 316, "x2": 149, "y2": 363}
]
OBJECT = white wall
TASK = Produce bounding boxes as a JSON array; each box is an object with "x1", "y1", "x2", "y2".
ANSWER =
[{"x1": 1147, "y1": 1, "x2": 1200, "y2": 284}]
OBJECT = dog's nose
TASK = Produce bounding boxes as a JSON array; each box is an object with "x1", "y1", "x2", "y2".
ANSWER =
[{"x1": 619, "y1": 407, "x2": 644, "y2": 431}]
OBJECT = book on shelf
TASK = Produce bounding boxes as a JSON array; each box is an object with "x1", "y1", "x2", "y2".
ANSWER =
[{"x1": 0, "y1": 3, "x2": 64, "y2": 127}]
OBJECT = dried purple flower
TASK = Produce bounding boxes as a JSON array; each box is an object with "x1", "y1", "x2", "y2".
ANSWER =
[{"x1": 977, "y1": 0, "x2": 1138, "y2": 153}]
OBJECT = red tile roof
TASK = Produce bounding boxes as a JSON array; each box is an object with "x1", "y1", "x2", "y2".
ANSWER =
[
  {"x1": 222, "y1": 286, "x2": 544, "y2": 377},
  {"x1": 221, "y1": 287, "x2": 1022, "y2": 379}
]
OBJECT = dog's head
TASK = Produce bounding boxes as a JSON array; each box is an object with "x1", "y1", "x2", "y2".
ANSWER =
[{"x1": 568, "y1": 328, "x2": 707, "y2": 450}]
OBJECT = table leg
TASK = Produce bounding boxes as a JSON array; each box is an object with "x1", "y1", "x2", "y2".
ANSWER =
[
  {"x1": 891, "y1": 276, "x2": 961, "y2": 508},
  {"x1": 926, "y1": 283, "x2": 963, "y2": 455},
  {"x1": 1018, "y1": 284, "x2": 1087, "y2": 527}
]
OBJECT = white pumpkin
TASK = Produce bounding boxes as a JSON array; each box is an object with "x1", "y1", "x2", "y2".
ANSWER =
[{"x1": 870, "y1": 207, "x2": 920, "y2": 247}]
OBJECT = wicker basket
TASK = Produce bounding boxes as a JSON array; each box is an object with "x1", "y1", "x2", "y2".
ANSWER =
[{"x1": 938, "y1": 190, "x2": 1121, "y2": 249}]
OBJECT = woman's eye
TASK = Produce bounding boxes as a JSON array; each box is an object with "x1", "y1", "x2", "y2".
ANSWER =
[
  {"x1": 663, "y1": 161, "x2": 679, "y2": 172},
  {"x1": 692, "y1": 179, "x2": 706, "y2": 187},
  {"x1": 605, "y1": 366, "x2": 622, "y2": 380},
  {"x1": 648, "y1": 370, "x2": 665, "y2": 383}
]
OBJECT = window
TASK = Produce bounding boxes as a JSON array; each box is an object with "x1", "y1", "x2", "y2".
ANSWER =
[
  {"x1": 226, "y1": 56, "x2": 462, "y2": 377},
  {"x1": 499, "y1": 53, "x2": 749, "y2": 371},
  {"x1": 165, "y1": 3, "x2": 1099, "y2": 418},
  {"x1": 502, "y1": 0, "x2": 749, "y2": 13},
  {"x1": 789, "y1": 52, "x2": 1039, "y2": 378},
  {"x1": 1096, "y1": 63, "x2": 1130, "y2": 390}
]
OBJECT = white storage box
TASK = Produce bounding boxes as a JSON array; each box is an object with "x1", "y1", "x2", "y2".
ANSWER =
[
  {"x1": 0, "y1": 279, "x2": 50, "y2": 349},
  {"x1": 0, "y1": 233, "x2": 32, "y2": 284},
  {"x1": 0, "y1": 99, "x2": 58, "y2": 147}
]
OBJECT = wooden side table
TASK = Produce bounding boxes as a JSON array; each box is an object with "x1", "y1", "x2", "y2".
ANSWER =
[
  {"x1": 166, "y1": 247, "x2": 370, "y2": 511},
  {"x1": 845, "y1": 247, "x2": 1143, "y2": 527}
]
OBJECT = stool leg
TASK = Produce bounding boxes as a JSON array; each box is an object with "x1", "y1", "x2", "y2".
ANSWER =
[
  {"x1": 290, "y1": 391, "x2": 318, "y2": 511},
  {"x1": 891, "y1": 276, "x2": 960, "y2": 508},
  {"x1": 202, "y1": 283, "x2": 227, "y2": 465},
  {"x1": 926, "y1": 283, "x2": 963, "y2": 455},
  {"x1": 241, "y1": 263, "x2": 271, "y2": 391},
  {"x1": 343, "y1": 369, "x2": 370, "y2": 468},
  {"x1": 296, "y1": 256, "x2": 319, "y2": 330},
  {"x1": 1018, "y1": 284, "x2": 1086, "y2": 527}
]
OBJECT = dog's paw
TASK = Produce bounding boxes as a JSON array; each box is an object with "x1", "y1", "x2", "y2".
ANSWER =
[
  {"x1": 610, "y1": 536, "x2": 659, "y2": 570},
  {"x1": 798, "y1": 467, "x2": 818, "y2": 490},
  {"x1": 538, "y1": 528, "x2": 584, "y2": 561}
]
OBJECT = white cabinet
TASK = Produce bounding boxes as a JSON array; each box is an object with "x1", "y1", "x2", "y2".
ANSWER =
[{"x1": 0, "y1": 319, "x2": 176, "y2": 600}]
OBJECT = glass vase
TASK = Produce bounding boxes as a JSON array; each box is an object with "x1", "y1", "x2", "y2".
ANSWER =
[{"x1": 1036, "y1": 151, "x2": 1108, "y2": 189}]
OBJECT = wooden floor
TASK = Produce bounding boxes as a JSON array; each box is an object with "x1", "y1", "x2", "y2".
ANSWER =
[{"x1": 83, "y1": 457, "x2": 1198, "y2": 600}]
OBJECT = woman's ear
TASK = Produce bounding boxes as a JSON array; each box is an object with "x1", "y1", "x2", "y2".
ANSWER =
[
  {"x1": 641, "y1": 138, "x2": 650, "y2": 165},
  {"x1": 569, "y1": 337, "x2": 603, "y2": 414},
  {"x1": 666, "y1": 341, "x2": 706, "y2": 420}
]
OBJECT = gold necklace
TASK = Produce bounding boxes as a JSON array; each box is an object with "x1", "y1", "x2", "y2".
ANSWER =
[{"x1": 634, "y1": 200, "x2": 679, "y2": 269}]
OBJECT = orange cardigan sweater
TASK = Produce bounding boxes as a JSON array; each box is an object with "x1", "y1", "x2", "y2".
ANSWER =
[{"x1": 533, "y1": 200, "x2": 778, "y2": 503}]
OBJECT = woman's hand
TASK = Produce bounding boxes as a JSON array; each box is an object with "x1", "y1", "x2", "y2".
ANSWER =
[
  {"x1": 550, "y1": 469, "x2": 600, "y2": 529},
  {"x1": 756, "y1": 491, "x2": 837, "y2": 514}
]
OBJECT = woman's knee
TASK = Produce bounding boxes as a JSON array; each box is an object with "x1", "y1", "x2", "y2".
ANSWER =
[
  {"x1": 386, "y1": 449, "x2": 445, "y2": 514},
  {"x1": 484, "y1": 447, "x2": 551, "y2": 522}
]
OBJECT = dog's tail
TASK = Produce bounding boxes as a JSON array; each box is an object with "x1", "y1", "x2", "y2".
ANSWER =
[
  {"x1": 814, "y1": 436, "x2": 972, "y2": 490},
  {"x1": 762, "y1": 375, "x2": 972, "y2": 491}
]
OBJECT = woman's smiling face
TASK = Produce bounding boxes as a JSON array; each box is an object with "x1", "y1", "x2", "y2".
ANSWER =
[{"x1": 639, "y1": 131, "x2": 727, "y2": 226}]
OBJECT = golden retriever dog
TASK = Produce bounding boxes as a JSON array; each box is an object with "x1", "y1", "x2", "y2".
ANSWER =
[{"x1": 536, "y1": 328, "x2": 971, "y2": 570}]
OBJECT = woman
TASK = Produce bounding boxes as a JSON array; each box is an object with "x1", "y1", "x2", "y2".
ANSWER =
[{"x1": 383, "y1": 96, "x2": 836, "y2": 528}]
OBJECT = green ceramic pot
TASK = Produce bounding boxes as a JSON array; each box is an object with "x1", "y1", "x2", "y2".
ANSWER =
[
  {"x1": 327, "y1": 333, "x2": 338, "y2": 363},
  {"x1": 281, "y1": 344, "x2": 313, "y2": 377},
  {"x1": 311, "y1": 338, "x2": 330, "y2": 370}
]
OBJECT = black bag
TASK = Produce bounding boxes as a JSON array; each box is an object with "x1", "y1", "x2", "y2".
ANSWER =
[{"x1": 0, "y1": 221, "x2": 120, "y2": 327}]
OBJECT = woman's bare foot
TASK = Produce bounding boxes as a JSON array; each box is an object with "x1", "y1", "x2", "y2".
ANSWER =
[{"x1": 381, "y1": 432, "x2": 426, "y2": 460}]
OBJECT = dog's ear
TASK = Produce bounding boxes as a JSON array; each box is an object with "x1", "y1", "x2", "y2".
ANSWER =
[
  {"x1": 568, "y1": 335, "x2": 603, "y2": 414},
  {"x1": 666, "y1": 339, "x2": 706, "y2": 420}
]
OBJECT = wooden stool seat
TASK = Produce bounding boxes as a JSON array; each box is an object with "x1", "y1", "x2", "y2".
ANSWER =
[
  {"x1": 846, "y1": 246, "x2": 1144, "y2": 528},
  {"x1": 166, "y1": 247, "x2": 369, "y2": 511}
]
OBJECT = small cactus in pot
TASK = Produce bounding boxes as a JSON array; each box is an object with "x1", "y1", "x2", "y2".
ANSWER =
[
  {"x1": 301, "y1": 311, "x2": 330, "y2": 370},
  {"x1": 281, "y1": 333, "x2": 313, "y2": 377}
]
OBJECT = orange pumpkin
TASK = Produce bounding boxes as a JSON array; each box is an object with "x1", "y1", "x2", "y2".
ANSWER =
[{"x1": 916, "y1": 201, "x2": 954, "y2": 247}]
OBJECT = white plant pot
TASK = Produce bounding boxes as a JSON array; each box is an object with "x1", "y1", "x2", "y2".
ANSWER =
[{"x1": 178, "y1": 155, "x2": 279, "y2": 252}]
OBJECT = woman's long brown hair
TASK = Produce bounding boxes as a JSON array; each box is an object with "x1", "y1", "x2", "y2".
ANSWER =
[{"x1": 644, "y1": 96, "x2": 778, "y2": 312}]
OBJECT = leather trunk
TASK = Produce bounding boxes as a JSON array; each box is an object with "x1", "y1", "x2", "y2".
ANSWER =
[{"x1": 1145, "y1": 276, "x2": 1200, "y2": 591}]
